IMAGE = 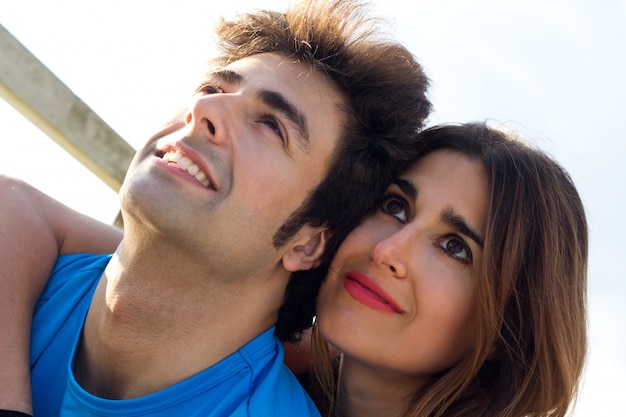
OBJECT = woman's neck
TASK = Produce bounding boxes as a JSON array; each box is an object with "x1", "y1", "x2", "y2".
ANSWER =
[{"x1": 335, "y1": 355, "x2": 423, "y2": 417}]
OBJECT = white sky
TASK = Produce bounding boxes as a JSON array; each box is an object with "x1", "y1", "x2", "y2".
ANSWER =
[{"x1": 1, "y1": 1, "x2": 624, "y2": 415}]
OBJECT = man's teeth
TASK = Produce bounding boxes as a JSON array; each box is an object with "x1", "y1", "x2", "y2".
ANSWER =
[{"x1": 163, "y1": 151, "x2": 211, "y2": 187}]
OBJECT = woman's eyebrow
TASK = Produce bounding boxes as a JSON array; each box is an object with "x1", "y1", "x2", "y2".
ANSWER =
[
  {"x1": 441, "y1": 208, "x2": 484, "y2": 248},
  {"x1": 392, "y1": 178, "x2": 417, "y2": 201}
]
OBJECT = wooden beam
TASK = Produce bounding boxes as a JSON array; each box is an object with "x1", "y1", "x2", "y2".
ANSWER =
[{"x1": 0, "y1": 23, "x2": 135, "y2": 191}]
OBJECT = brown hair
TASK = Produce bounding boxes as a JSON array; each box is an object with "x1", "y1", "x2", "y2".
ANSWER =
[
  {"x1": 210, "y1": 0, "x2": 431, "y2": 341},
  {"x1": 311, "y1": 122, "x2": 588, "y2": 417}
]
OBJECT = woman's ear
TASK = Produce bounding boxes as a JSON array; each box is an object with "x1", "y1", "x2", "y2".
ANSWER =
[{"x1": 281, "y1": 226, "x2": 329, "y2": 272}]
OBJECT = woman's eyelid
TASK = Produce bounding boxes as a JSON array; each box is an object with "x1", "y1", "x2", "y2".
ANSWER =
[
  {"x1": 449, "y1": 233, "x2": 480, "y2": 265},
  {"x1": 390, "y1": 186, "x2": 414, "y2": 217},
  {"x1": 436, "y1": 235, "x2": 473, "y2": 265},
  {"x1": 381, "y1": 192, "x2": 411, "y2": 223},
  {"x1": 385, "y1": 183, "x2": 413, "y2": 207}
]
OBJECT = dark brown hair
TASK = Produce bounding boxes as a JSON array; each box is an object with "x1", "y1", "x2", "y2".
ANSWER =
[
  {"x1": 211, "y1": 0, "x2": 431, "y2": 341},
  {"x1": 312, "y1": 122, "x2": 588, "y2": 417}
]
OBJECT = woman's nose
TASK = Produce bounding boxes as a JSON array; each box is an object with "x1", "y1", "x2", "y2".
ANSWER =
[{"x1": 371, "y1": 227, "x2": 412, "y2": 279}]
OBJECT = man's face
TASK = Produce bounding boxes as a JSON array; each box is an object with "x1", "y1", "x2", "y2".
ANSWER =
[{"x1": 120, "y1": 53, "x2": 346, "y2": 281}]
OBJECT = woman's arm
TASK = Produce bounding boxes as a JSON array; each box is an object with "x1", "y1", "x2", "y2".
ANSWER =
[{"x1": 0, "y1": 175, "x2": 122, "y2": 414}]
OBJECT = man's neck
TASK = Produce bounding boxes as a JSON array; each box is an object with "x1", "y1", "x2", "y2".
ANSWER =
[{"x1": 75, "y1": 239, "x2": 287, "y2": 399}]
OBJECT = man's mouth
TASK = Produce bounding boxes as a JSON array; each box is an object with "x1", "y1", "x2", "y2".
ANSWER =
[{"x1": 159, "y1": 150, "x2": 213, "y2": 189}]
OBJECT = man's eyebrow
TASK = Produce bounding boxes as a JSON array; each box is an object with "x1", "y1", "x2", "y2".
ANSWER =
[
  {"x1": 210, "y1": 69, "x2": 243, "y2": 85},
  {"x1": 258, "y1": 90, "x2": 310, "y2": 148},
  {"x1": 441, "y1": 208, "x2": 484, "y2": 249}
]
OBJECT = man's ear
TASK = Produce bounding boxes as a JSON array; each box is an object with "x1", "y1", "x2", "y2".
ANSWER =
[{"x1": 282, "y1": 226, "x2": 330, "y2": 272}]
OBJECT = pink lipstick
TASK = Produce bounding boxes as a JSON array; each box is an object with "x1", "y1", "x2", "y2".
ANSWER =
[{"x1": 343, "y1": 271, "x2": 404, "y2": 314}]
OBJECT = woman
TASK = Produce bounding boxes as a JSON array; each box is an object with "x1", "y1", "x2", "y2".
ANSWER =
[
  {"x1": 306, "y1": 123, "x2": 588, "y2": 417},
  {"x1": 0, "y1": 122, "x2": 587, "y2": 417}
]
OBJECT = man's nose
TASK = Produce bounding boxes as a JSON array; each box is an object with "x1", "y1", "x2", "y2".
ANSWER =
[{"x1": 184, "y1": 94, "x2": 234, "y2": 146}]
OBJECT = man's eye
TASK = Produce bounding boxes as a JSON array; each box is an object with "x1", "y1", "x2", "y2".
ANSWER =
[
  {"x1": 381, "y1": 195, "x2": 409, "y2": 223},
  {"x1": 262, "y1": 117, "x2": 281, "y2": 136},
  {"x1": 258, "y1": 115, "x2": 285, "y2": 141},
  {"x1": 195, "y1": 82, "x2": 223, "y2": 95},
  {"x1": 437, "y1": 236, "x2": 472, "y2": 264}
]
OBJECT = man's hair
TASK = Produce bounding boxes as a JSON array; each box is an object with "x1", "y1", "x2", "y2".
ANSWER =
[{"x1": 211, "y1": 0, "x2": 431, "y2": 341}]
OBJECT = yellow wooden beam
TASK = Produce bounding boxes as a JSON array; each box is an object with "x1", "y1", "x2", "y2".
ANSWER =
[{"x1": 0, "y1": 23, "x2": 135, "y2": 191}]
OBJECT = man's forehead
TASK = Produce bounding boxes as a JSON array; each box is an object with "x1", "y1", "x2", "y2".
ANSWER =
[{"x1": 217, "y1": 53, "x2": 311, "y2": 83}]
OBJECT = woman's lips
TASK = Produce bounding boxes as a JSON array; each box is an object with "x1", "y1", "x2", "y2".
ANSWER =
[{"x1": 343, "y1": 271, "x2": 405, "y2": 314}]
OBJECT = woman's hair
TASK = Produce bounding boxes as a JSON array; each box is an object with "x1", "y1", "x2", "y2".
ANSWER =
[
  {"x1": 210, "y1": 0, "x2": 431, "y2": 341},
  {"x1": 311, "y1": 122, "x2": 588, "y2": 417}
]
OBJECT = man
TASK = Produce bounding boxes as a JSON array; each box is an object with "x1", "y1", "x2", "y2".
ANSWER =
[{"x1": 0, "y1": 0, "x2": 430, "y2": 415}]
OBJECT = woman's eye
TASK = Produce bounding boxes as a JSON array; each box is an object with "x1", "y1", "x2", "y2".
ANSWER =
[
  {"x1": 381, "y1": 196, "x2": 409, "y2": 223},
  {"x1": 437, "y1": 236, "x2": 472, "y2": 264}
]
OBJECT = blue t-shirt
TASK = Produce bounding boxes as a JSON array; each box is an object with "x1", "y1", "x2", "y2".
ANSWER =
[{"x1": 30, "y1": 254, "x2": 320, "y2": 417}]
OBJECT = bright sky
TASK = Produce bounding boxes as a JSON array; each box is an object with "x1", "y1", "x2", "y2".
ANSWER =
[{"x1": 1, "y1": 0, "x2": 624, "y2": 415}]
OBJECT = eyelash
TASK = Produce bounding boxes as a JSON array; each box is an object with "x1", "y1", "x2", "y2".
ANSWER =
[
  {"x1": 196, "y1": 82, "x2": 224, "y2": 95},
  {"x1": 380, "y1": 194, "x2": 410, "y2": 223},
  {"x1": 435, "y1": 236, "x2": 472, "y2": 265},
  {"x1": 257, "y1": 114, "x2": 285, "y2": 141}
]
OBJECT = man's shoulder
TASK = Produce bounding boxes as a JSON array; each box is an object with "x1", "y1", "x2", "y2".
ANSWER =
[
  {"x1": 33, "y1": 253, "x2": 109, "y2": 332},
  {"x1": 31, "y1": 255, "x2": 110, "y2": 417},
  {"x1": 52, "y1": 253, "x2": 112, "y2": 275},
  {"x1": 38, "y1": 253, "x2": 111, "y2": 301},
  {"x1": 244, "y1": 329, "x2": 321, "y2": 416}
]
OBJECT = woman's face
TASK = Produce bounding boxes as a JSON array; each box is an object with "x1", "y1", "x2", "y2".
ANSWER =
[{"x1": 317, "y1": 148, "x2": 489, "y2": 383}]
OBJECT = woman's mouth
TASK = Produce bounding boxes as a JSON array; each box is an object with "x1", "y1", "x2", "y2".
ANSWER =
[{"x1": 343, "y1": 271, "x2": 404, "y2": 314}]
